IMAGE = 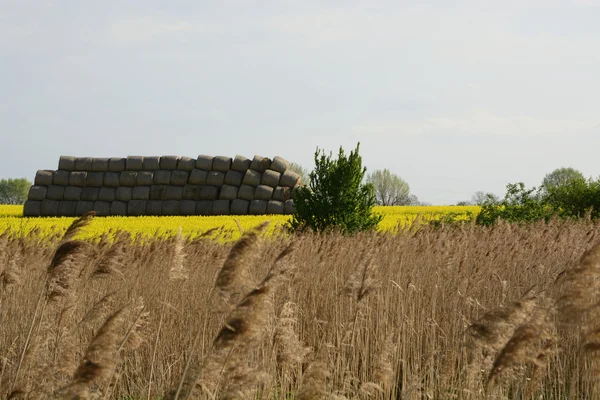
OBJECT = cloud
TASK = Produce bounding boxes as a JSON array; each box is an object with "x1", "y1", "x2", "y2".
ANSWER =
[{"x1": 108, "y1": 16, "x2": 194, "y2": 43}]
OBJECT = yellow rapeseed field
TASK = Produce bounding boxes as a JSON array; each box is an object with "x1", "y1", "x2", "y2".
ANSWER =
[{"x1": 0, "y1": 204, "x2": 480, "y2": 241}]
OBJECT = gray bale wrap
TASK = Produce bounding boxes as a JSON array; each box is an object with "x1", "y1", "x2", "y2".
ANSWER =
[
  {"x1": 126, "y1": 156, "x2": 144, "y2": 171},
  {"x1": 53, "y1": 170, "x2": 70, "y2": 186},
  {"x1": 165, "y1": 186, "x2": 183, "y2": 200},
  {"x1": 170, "y1": 170, "x2": 189, "y2": 186},
  {"x1": 261, "y1": 170, "x2": 281, "y2": 188},
  {"x1": 93, "y1": 201, "x2": 111, "y2": 216},
  {"x1": 59, "y1": 201, "x2": 77, "y2": 217},
  {"x1": 75, "y1": 157, "x2": 94, "y2": 171},
  {"x1": 86, "y1": 172, "x2": 105, "y2": 187},
  {"x1": 189, "y1": 169, "x2": 208, "y2": 185},
  {"x1": 143, "y1": 156, "x2": 160, "y2": 171},
  {"x1": 92, "y1": 158, "x2": 109, "y2": 172},
  {"x1": 273, "y1": 186, "x2": 291, "y2": 201},
  {"x1": 46, "y1": 185, "x2": 65, "y2": 201},
  {"x1": 255, "y1": 185, "x2": 274, "y2": 200},
  {"x1": 35, "y1": 170, "x2": 54, "y2": 186},
  {"x1": 119, "y1": 171, "x2": 138, "y2": 187},
  {"x1": 213, "y1": 200, "x2": 230, "y2": 215},
  {"x1": 242, "y1": 170, "x2": 261, "y2": 186},
  {"x1": 160, "y1": 155, "x2": 180, "y2": 170},
  {"x1": 24, "y1": 201, "x2": 41, "y2": 217},
  {"x1": 280, "y1": 170, "x2": 301, "y2": 187},
  {"x1": 199, "y1": 186, "x2": 219, "y2": 200},
  {"x1": 154, "y1": 170, "x2": 171, "y2": 185},
  {"x1": 162, "y1": 200, "x2": 180, "y2": 216},
  {"x1": 231, "y1": 199, "x2": 249, "y2": 215},
  {"x1": 196, "y1": 201, "x2": 213, "y2": 215},
  {"x1": 137, "y1": 171, "x2": 154, "y2": 186},
  {"x1": 177, "y1": 156, "x2": 196, "y2": 171},
  {"x1": 133, "y1": 186, "x2": 150, "y2": 200},
  {"x1": 249, "y1": 199, "x2": 267, "y2": 215},
  {"x1": 196, "y1": 155, "x2": 214, "y2": 170},
  {"x1": 69, "y1": 171, "x2": 87, "y2": 187},
  {"x1": 146, "y1": 201, "x2": 163, "y2": 215},
  {"x1": 266, "y1": 200, "x2": 284, "y2": 214},
  {"x1": 110, "y1": 201, "x2": 128, "y2": 216},
  {"x1": 250, "y1": 155, "x2": 271, "y2": 172},
  {"x1": 41, "y1": 200, "x2": 60, "y2": 216},
  {"x1": 81, "y1": 187, "x2": 100, "y2": 202},
  {"x1": 270, "y1": 156, "x2": 290, "y2": 173},
  {"x1": 219, "y1": 184, "x2": 238, "y2": 200},
  {"x1": 213, "y1": 156, "x2": 232, "y2": 172},
  {"x1": 232, "y1": 155, "x2": 251, "y2": 172},
  {"x1": 292, "y1": 184, "x2": 303, "y2": 199},
  {"x1": 183, "y1": 185, "x2": 202, "y2": 200},
  {"x1": 116, "y1": 187, "x2": 133, "y2": 202},
  {"x1": 180, "y1": 200, "x2": 196, "y2": 215},
  {"x1": 109, "y1": 158, "x2": 126, "y2": 172},
  {"x1": 149, "y1": 185, "x2": 167, "y2": 200},
  {"x1": 237, "y1": 185, "x2": 255, "y2": 201},
  {"x1": 28, "y1": 186, "x2": 47, "y2": 201},
  {"x1": 284, "y1": 199, "x2": 296, "y2": 214},
  {"x1": 128, "y1": 200, "x2": 147, "y2": 216},
  {"x1": 59, "y1": 156, "x2": 76, "y2": 171},
  {"x1": 98, "y1": 187, "x2": 116, "y2": 202},
  {"x1": 207, "y1": 171, "x2": 225, "y2": 186},
  {"x1": 64, "y1": 186, "x2": 82, "y2": 201},
  {"x1": 75, "y1": 201, "x2": 94, "y2": 216},
  {"x1": 224, "y1": 170, "x2": 244, "y2": 186},
  {"x1": 103, "y1": 172, "x2": 120, "y2": 187}
]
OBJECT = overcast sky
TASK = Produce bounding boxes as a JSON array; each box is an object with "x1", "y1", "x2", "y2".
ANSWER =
[{"x1": 1, "y1": 0, "x2": 599, "y2": 204}]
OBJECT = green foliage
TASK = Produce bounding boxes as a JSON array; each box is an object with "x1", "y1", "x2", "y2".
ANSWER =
[
  {"x1": 290, "y1": 143, "x2": 382, "y2": 234},
  {"x1": 366, "y1": 169, "x2": 413, "y2": 205},
  {"x1": 0, "y1": 178, "x2": 31, "y2": 205},
  {"x1": 476, "y1": 183, "x2": 552, "y2": 226},
  {"x1": 540, "y1": 167, "x2": 585, "y2": 195},
  {"x1": 544, "y1": 176, "x2": 600, "y2": 219}
]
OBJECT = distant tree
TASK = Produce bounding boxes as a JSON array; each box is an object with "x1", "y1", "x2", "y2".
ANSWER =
[
  {"x1": 289, "y1": 162, "x2": 309, "y2": 185},
  {"x1": 0, "y1": 178, "x2": 31, "y2": 204},
  {"x1": 540, "y1": 167, "x2": 586, "y2": 195},
  {"x1": 366, "y1": 169, "x2": 414, "y2": 206},
  {"x1": 471, "y1": 191, "x2": 499, "y2": 205}
]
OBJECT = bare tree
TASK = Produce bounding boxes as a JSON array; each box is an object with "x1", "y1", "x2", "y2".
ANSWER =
[
  {"x1": 471, "y1": 191, "x2": 499, "y2": 205},
  {"x1": 366, "y1": 169, "x2": 414, "y2": 206},
  {"x1": 289, "y1": 162, "x2": 309, "y2": 185}
]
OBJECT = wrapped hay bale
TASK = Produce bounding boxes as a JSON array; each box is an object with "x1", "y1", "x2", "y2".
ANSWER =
[
  {"x1": 133, "y1": 186, "x2": 150, "y2": 200},
  {"x1": 249, "y1": 199, "x2": 267, "y2": 215},
  {"x1": 212, "y1": 200, "x2": 230, "y2": 215},
  {"x1": 255, "y1": 185, "x2": 274, "y2": 201},
  {"x1": 261, "y1": 170, "x2": 281, "y2": 188},
  {"x1": 284, "y1": 199, "x2": 296, "y2": 214},
  {"x1": 46, "y1": 185, "x2": 65, "y2": 201},
  {"x1": 291, "y1": 184, "x2": 303, "y2": 199},
  {"x1": 53, "y1": 170, "x2": 70, "y2": 186},
  {"x1": 213, "y1": 156, "x2": 232, "y2": 172},
  {"x1": 116, "y1": 187, "x2": 133, "y2": 202},
  {"x1": 177, "y1": 156, "x2": 196, "y2": 171},
  {"x1": 196, "y1": 154, "x2": 214, "y2": 170},
  {"x1": 103, "y1": 172, "x2": 120, "y2": 187},
  {"x1": 81, "y1": 187, "x2": 100, "y2": 202},
  {"x1": 232, "y1": 155, "x2": 251, "y2": 172},
  {"x1": 59, "y1": 201, "x2": 77, "y2": 217},
  {"x1": 183, "y1": 185, "x2": 202, "y2": 200},
  {"x1": 64, "y1": 186, "x2": 82, "y2": 201},
  {"x1": 69, "y1": 171, "x2": 87, "y2": 187},
  {"x1": 143, "y1": 156, "x2": 160, "y2": 171},
  {"x1": 280, "y1": 170, "x2": 301, "y2": 187},
  {"x1": 250, "y1": 155, "x2": 271, "y2": 172},
  {"x1": 58, "y1": 156, "x2": 76, "y2": 171},
  {"x1": 160, "y1": 155, "x2": 180, "y2": 170},
  {"x1": 93, "y1": 201, "x2": 111, "y2": 216},
  {"x1": 126, "y1": 156, "x2": 144, "y2": 171},
  {"x1": 146, "y1": 200, "x2": 163, "y2": 216},
  {"x1": 128, "y1": 200, "x2": 147, "y2": 216},
  {"x1": 242, "y1": 170, "x2": 261, "y2": 186},
  {"x1": 272, "y1": 186, "x2": 291, "y2": 202},
  {"x1": 180, "y1": 200, "x2": 196, "y2": 215},
  {"x1": 162, "y1": 200, "x2": 180, "y2": 216},
  {"x1": 137, "y1": 171, "x2": 154, "y2": 186},
  {"x1": 23, "y1": 201, "x2": 41, "y2": 217},
  {"x1": 28, "y1": 186, "x2": 47, "y2": 201},
  {"x1": 86, "y1": 172, "x2": 105, "y2": 187},
  {"x1": 165, "y1": 186, "x2": 183, "y2": 200},
  {"x1": 219, "y1": 184, "x2": 238, "y2": 200},
  {"x1": 270, "y1": 156, "x2": 290, "y2": 173},
  {"x1": 40, "y1": 200, "x2": 59, "y2": 216},
  {"x1": 230, "y1": 199, "x2": 249, "y2": 215},
  {"x1": 199, "y1": 186, "x2": 218, "y2": 200},
  {"x1": 207, "y1": 171, "x2": 225, "y2": 186},
  {"x1": 35, "y1": 170, "x2": 53, "y2": 186},
  {"x1": 154, "y1": 170, "x2": 171, "y2": 185},
  {"x1": 149, "y1": 185, "x2": 167, "y2": 201},
  {"x1": 109, "y1": 158, "x2": 126, "y2": 172},
  {"x1": 196, "y1": 201, "x2": 212, "y2": 215},
  {"x1": 98, "y1": 187, "x2": 116, "y2": 202},
  {"x1": 120, "y1": 171, "x2": 138, "y2": 187},
  {"x1": 224, "y1": 170, "x2": 244, "y2": 186},
  {"x1": 189, "y1": 169, "x2": 208, "y2": 185},
  {"x1": 237, "y1": 185, "x2": 255, "y2": 201},
  {"x1": 110, "y1": 201, "x2": 128, "y2": 216},
  {"x1": 92, "y1": 158, "x2": 109, "y2": 172},
  {"x1": 75, "y1": 157, "x2": 94, "y2": 171},
  {"x1": 170, "y1": 170, "x2": 189, "y2": 186},
  {"x1": 266, "y1": 200, "x2": 284, "y2": 214},
  {"x1": 75, "y1": 201, "x2": 94, "y2": 216}
]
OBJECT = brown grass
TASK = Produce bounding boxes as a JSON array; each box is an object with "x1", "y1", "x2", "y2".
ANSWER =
[{"x1": 2, "y1": 218, "x2": 600, "y2": 398}]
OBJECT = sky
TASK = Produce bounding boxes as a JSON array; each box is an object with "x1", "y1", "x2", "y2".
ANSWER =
[{"x1": 1, "y1": 0, "x2": 599, "y2": 205}]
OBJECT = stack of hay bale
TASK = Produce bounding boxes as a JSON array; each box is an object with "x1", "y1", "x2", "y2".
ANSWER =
[{"x1": 23, "y1": 155, "x2": 302, "y2": 217}]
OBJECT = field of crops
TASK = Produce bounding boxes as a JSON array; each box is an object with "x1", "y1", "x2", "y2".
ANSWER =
[{"x1": 0, "y1": 204, "x2": 480, "y2": 241}]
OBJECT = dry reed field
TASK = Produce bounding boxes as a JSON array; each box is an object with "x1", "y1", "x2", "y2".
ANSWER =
[{"x1": 2, "y1": 214, "x2": 600, "y2": 399}]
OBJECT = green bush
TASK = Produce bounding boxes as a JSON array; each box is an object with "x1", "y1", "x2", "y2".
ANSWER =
[
  {"x1": 289, "y1": 143, "x2": 381, "y2": 234},
  {"x1": 544, "y1": 176, "x2": 600, "y2": 219}
]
